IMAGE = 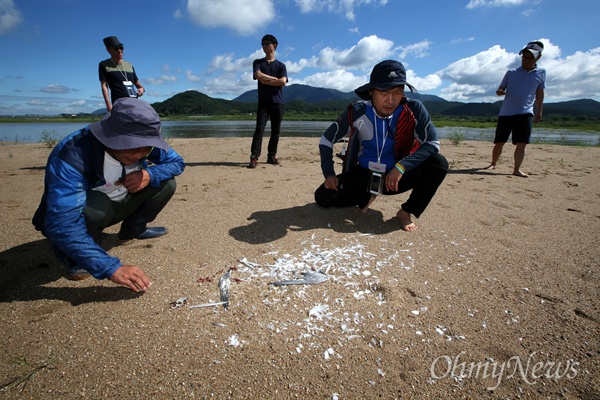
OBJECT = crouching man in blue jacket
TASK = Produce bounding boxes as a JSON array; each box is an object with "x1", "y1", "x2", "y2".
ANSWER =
[{"x1": 32, "y1": 98, "x2": 185, "y2": 292}]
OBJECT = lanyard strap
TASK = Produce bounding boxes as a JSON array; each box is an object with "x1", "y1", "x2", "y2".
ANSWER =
[
  {"x1": 112, "y1": 60, "x2": 128, "y2": 81},
  {"x1": 373, "y1": 114, "x2": 392, "y2": 163}
]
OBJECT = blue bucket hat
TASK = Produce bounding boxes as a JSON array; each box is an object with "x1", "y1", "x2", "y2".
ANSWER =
[
  {"x1": 354, "y1": 60, "x2": 417, "y2": 100},
  {"x1": 89, "y1": 98, "x2": 169, "y2": 151}
]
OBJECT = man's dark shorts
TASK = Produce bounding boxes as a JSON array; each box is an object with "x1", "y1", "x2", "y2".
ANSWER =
[{"x1": 494, "y1": 113, "x2": 533, "y2": 144}]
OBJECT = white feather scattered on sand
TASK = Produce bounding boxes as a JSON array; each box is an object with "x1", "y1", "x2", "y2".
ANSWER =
[{"x1": 228, "y1": 234, "x2": 471, "y2": 373}]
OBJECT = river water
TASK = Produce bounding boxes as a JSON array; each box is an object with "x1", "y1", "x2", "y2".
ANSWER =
[{"x1": 1, "y1": 120, "x2": 598, "y2": 146}]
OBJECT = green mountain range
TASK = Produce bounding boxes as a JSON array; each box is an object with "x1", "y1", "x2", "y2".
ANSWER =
[{"x1": 150, "y1": 84, "x2": 600, "y2": 119}]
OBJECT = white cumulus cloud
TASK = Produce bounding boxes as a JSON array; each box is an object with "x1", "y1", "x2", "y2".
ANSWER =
[
  {"x1": 208, "y1": 52, "x2": 260, "y2": 74},
  {"x1": 316, "y1": 35, "x2": 395, "y2": 70},
  {"x1": 40, "y1": 84, "x2": 72, "y2": 94},
  {"x1": 440, "y1": 44, "x2": 513, "y2": 87},
  {"x1": 186, "y1": 0, "x2": 275, "y2": 35},
  {"x1": 398, "y1": 40, "x2": 432, "y2": 59},
  {"x1": 542, "y1": 48, "x2": 600, "y2": 101},
  {"x1": 406, "y1": 70, "x2": 442, "y2": 93},
  {"x1": 186, "y1": 70, "x2": 202, "y2": 82},
  {"x1": 298, "y1": 70, "x2": 366, "y2": 92},
  {"x1": 146, "y1": 75, "x2": 178, "y2": 85},
  {"x1": 466, "y1": 0, "x2": 529, "y2": 9},
  {"x1": 202, "y1": 76, "x2": 253, "y2": 98},
  {"x1": 295, "y1": 0, "x2": 388, "y2": 21},
  {"x1": 438, "y1": 39, "x2": 600, "y2": 102},
  {"x1": 0, "y1": 0, "x2": 23, "y2": 34}
]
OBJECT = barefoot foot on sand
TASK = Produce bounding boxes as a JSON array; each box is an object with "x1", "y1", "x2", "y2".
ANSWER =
[
  {"x1": 513, "y1": 170, "x2": 529, "y2": 177},
  {"x1": 484, "y1": 164, "x2": 496, "y2": 170},
  {"x1": 396, "y1": 209, "x2": 417, "y2": 232}
]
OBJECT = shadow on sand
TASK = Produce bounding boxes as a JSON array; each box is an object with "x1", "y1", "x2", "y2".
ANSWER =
[
  {"x1": 447, "y1": 167, "x2": 511, "y2": 176},
  {"x1": 0, "y1": 234, "x2": 140, "y2": 304},
  {"x1": 184, "y1": 161, "x2": 248, "y2": 168},
  {"x1": 229, "y1": 203, "x2": 402, "y2": 245}
]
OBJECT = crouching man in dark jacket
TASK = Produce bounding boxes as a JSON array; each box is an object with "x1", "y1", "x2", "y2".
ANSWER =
[
  {"x1": 33, "y1": 98, "x2": 185, "y2": 292},
  {"x1": 315, "y1": 60, "x2": 448, "y2": 231}
]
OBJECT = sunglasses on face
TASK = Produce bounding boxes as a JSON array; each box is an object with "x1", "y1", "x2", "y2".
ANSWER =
[
  {"x1": 261, "y1": 42, "x2": 273, "y2": 46},
  {"x1": 112, "y1": 45, "x2": 124, "y2": 51}
]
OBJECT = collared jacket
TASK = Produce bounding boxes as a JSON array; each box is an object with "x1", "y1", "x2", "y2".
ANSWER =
[
  {"x1": 32, "y1": 127, "x2": 185, "y2": 279},
  {"x1": 319, "y1": 98, "x2": 441, "y2": 179}
]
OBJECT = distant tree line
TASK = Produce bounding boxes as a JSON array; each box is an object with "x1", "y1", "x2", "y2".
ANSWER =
[{"x1": 151, "y1": 90, "x2": 600, "y2": 125}]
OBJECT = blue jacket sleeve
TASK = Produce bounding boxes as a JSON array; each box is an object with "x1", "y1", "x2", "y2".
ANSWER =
[
  {"x1": 145, "y1": 147, "x2": 185, "y2": 188},
  {"x1": 44, "y1": 158, "x2": 122, "y2": 280},
  {"x1": 398, "y1": 100, "x2": 441, "y2": 172}
]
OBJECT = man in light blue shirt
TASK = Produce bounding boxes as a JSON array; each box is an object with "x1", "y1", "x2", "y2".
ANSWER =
[{"x1": 486, "y1": 41, "x2": 546, "y2": 177}]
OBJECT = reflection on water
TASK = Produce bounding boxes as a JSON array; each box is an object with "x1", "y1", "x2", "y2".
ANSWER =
[{"x1": 0, "y1": 120, "x2": 598, "y2": 146}]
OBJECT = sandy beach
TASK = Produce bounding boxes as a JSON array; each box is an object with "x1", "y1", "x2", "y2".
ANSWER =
[{"x1": 0, "y1": 137, "x2": 598, "y2": 399}]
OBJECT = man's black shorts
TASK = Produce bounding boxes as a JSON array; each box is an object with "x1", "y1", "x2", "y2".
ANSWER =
[{"x1": 494, "y1": 114, "x2": 533, "y2": 144}]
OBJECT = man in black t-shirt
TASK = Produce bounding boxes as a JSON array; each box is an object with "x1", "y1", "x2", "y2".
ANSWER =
[
  {"x1": 99, "y1": 36, "x2": 145, "y2": 112},
  {"x1": 248, "y1": 34, "x2": 288, "y2": 168}
]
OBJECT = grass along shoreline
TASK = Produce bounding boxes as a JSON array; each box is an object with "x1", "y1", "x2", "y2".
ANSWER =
[{"x1": 1, "y1": 114, "x2": 599, "y2": 133}]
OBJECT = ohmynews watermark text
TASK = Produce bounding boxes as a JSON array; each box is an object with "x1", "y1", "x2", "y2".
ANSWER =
[{"x1": 430, "y1": 351, "x2": 579, "y2": 390}]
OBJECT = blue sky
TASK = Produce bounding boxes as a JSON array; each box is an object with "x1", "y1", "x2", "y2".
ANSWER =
[{"x1": 1, "y1": 0, "x2": 599, "y2": 115}]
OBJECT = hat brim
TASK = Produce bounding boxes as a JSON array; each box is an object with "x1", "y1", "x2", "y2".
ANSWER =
[
  {"x1": 519, "y1": 49, "x2": 541, "y2": 59},
  {"x1": 89, "y1": 114, "x2": 170, "y2": 152},
  {"x1": 354, "y1": 81, "x2": 416, "y2": 100}
]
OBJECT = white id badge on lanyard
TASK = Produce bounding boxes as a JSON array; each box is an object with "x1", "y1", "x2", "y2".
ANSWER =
[
  {"x1": 368, "y1": 161, "x2": 386, "y2": 173},
  {"x1": 123, "y1": 80, "x2": 137, "y2": 97}
]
